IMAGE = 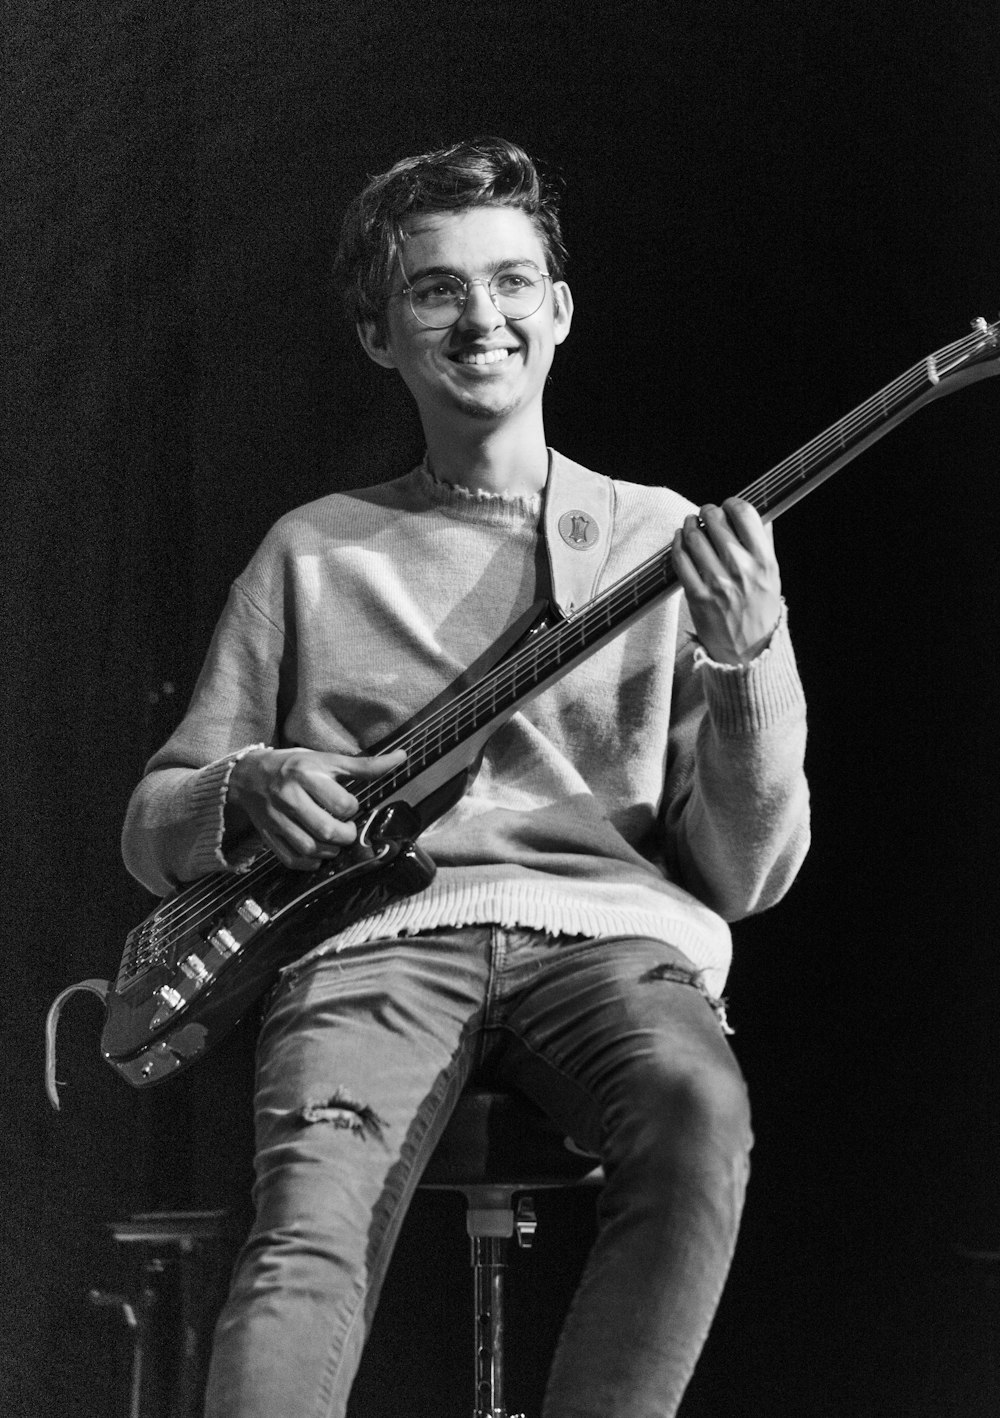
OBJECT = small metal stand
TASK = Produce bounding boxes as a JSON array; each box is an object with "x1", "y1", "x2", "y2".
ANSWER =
[
  {"x1": 90, "y1": 1210, "x2": 230, "y2": 1418},
  {"x1": 466, "y1": 1190, "x2": 537, "y2": 1418}
]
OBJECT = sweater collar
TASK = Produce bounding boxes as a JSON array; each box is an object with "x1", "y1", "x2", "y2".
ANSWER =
[{"x1": 416, "y1": 453, "x2": 544, "y2": 527}]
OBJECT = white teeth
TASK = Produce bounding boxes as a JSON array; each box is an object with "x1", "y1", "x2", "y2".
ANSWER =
[{"x1": 458, "y1": 348, "x2": 511, "y2": 365}]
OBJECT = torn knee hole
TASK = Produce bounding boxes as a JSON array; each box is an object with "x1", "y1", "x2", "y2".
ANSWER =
[
  {"x1": 642, "y1": 962, "x2": 703, "y2": 988},
  {"x1": 296, "y1": 1089, "x2": 386, "y2": 1138}
]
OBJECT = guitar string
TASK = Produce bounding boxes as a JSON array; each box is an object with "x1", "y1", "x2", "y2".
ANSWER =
[
  {"x1": 143, "y1": 524, "x2": 689, "y2": 947},
  {"x1": 338, "y1": 329, "x2": 998, "y2": 807},
  {"x1": 343, "y1": 337, "x2": 987, "y2": 782},
  {"x1": 141, "y1": 334, "x2": 980, "y2": 946},
  {"x1": 742, "y1": 331, "x2": 988, "y2": 502},
  {"x1": 143, "y1": 328, "x2": 994, "y2": 947},
  {"x1": 758, "y1": 324, "x2": 993, "y2": 482},
  {"x1": 142, "y1": 328, "x2": 995, "y2": 950},
  {"x1": 140, "y1": 336, "x2": 975, "y2": 943}
]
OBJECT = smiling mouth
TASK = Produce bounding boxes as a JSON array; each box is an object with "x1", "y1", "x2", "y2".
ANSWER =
[{"x1": 453, "y1": 348, "x2": 513, "y2": 366}]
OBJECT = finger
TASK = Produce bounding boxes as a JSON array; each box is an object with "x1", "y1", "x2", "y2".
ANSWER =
[
  {"x1": 672, "y1": 523, "x2": 695, "y2": 572},
  {"x1": 260, "y1": 816, "x2": 353, "y2": 871},
  {"x1": 702, "y1": 503, "x2": 770, "y2": 577},
  {"x1": 719, "y1": 497, "x2": 775, "y2": 558},
  {"x1": 308, "y1": 748, "x2": 408, "y2": 819},
  {"x1": 694, "y1": 504, "x2": 741, "y2": 574},
  {"x1": 681, "y1": 511, "x2": 729, "y2": 582},
  {"x1": 263, "y1": 780, "x2": 360, "y2": 849},
  {"x1": 672, "y1": 526, "x2": 709, "y2": 597}
]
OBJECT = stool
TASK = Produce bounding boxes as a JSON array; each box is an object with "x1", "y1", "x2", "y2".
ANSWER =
[
  {"x1": 92, "y1": 1210, "x2": 231, "y2": 1418},
  {"x1": 420, "y1": 1089, "x2": 603, "y2": 1418}
]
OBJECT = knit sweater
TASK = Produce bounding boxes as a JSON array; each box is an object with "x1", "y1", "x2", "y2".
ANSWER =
[{"x1": 121, "y1": 453, "x2": 810, "y2": 995}]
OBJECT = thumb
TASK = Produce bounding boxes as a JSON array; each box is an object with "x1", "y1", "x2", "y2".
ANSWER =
[{"x1": 342, "y1": 747, "x2": 408, "y2": 778}]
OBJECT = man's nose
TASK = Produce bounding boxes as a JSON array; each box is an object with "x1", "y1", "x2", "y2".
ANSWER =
[{"x1": 457, "y1": 279, "x2": 505, "y2": 331}]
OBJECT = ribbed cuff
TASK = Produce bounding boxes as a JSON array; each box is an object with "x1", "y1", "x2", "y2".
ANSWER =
[
  {"x1": 184, "y1": 743, "x2": 267, "y2": 878},
  {"x1": 693, "y1": 603, "x2": 806, "y2": 735}
]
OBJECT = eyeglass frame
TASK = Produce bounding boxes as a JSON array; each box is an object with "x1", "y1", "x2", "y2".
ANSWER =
[{"x1": 387, "y1": 262, "x2": 554, "y2": 329}]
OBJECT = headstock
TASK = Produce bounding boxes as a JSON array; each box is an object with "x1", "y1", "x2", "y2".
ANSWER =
[{"x1": 934, "y1": 314, "x2": 1000, "y2": 387}]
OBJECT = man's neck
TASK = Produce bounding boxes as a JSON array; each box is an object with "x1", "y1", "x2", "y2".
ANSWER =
[{"x1": 422, "y1": 420, "x2": 549, "y2": 497}]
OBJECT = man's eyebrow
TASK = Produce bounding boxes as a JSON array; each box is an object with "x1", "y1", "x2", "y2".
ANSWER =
[{"x1": 403, "y1": 257, "x2": 545, "y2": 284}]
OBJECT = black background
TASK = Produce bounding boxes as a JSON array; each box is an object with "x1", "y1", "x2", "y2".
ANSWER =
[{"x1": 5, "y1": 2, "x2": 999, "y2": 1414}]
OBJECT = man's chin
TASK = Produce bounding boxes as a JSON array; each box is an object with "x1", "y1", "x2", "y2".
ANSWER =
[{"x1": 449, "y1": 389, "x2": 521, "y2": 422}]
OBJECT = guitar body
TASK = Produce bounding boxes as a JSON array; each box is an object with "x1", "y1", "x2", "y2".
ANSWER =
[{"x1": 101, "y1": 803, "x2": 437, "y2": 1087}]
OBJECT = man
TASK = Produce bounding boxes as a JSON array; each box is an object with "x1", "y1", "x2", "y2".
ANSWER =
[{"x1": 123, "y1": 136, "x2": 809, "y2": 1418}]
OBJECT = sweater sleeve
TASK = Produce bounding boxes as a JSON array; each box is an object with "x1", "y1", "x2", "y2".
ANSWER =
[
  {"x1": 121, "y1": 582, "x2": 285, "y2": 896},
  {"x1": 660, "y1": 599, "x2": 810, "y2": 921}
]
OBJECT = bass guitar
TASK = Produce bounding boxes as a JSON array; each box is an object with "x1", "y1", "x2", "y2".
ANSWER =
[{"x1": 45, "y1": 316, "x2": 1000, "y2": 1102}]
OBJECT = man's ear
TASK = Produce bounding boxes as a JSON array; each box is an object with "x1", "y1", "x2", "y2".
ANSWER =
[
  {"x1": 357, "y1": 321, "x2": 397, "y2": 369},
  {"x1": 551, "y1": 282, "x2": 574, "y2": 346}
]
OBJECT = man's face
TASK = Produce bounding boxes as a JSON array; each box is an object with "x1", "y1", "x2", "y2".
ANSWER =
[{"x1": 359, "y1": 205, "x2": 573, "y2": 428}]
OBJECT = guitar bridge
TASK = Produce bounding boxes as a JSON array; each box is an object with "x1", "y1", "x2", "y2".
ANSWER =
[
  {"x1": 104, "y1": 817, "x2": 436, "y2": 1085},
  {"x1": 117, "y1": 911, "x2": 175, "y2": 995}
]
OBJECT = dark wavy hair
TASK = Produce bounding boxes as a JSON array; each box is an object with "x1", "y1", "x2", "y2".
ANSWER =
[{"x1": 333, "y1": 136, "x2": 567, "y2": 342}]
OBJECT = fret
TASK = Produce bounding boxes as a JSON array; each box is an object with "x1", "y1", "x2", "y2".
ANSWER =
[
  {"x1": 511, "y1": 651, "x2": 538, "y2": 699},
  {"x1": 797, "y1": 443, "x2": 810, "y2": 487}
]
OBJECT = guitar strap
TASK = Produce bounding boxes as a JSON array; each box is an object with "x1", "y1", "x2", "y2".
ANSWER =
[
  {"x1": 542, "y1": 450, "x2": 616, "y2": 616},
  {"x1": 44, "y1": 978, "x2": 110, "y2": 1109}
]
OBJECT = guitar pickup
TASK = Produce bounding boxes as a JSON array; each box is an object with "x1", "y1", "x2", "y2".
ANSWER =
[
  {"x1": 149, "y1": 953, "x2": 208, "y2": 1031},
  {"x1": 150, "y1": 984, "x2": 185, "y2": 1030},
  {"x1": 236, "y1": 897, "x2": 270, "y2": 928},
  {"x1": 179, "y1": 953, "x2": 210, "y2": 986},
  {"x1": 207, "y1": 897, "x2": 270, "y2": 960},
  {"x1": 208, "y1": 926, "x2": 242, "y2": 958},
  {"x1": 147, "y1": 896, "x2": 271, "y2": 1030}
]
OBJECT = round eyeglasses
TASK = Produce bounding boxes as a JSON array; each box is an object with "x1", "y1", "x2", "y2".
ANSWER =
[{"x1": 393, "y1": 267, "x2": 552, "y2": 329}]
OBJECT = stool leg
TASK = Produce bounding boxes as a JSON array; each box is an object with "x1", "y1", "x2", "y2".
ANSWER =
[{"x1": 472, "y1": 1234, "x2": 510, "y2": 1418}]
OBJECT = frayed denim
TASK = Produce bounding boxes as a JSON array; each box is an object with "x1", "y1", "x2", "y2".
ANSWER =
[{"x1": 204, "y1": 927, "x2": 752, "y2": 1418}]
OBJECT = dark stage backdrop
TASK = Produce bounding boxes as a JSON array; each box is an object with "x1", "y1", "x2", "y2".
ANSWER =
[{"x1": 5, "y1": 3, "x2": 999, "y2": 1415}]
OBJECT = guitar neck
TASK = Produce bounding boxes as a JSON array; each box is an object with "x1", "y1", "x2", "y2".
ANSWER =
[
  {"x1": 346, "y1": 318, "x2": 998, "y2": 819},
  {"x1": 742, "y1": 343, "x2": 945, "y2": 523}
]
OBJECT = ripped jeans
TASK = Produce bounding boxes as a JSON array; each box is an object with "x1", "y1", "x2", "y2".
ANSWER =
[{"x1": 204, "y1": 928, "x2": 752, "y2": 1418}]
